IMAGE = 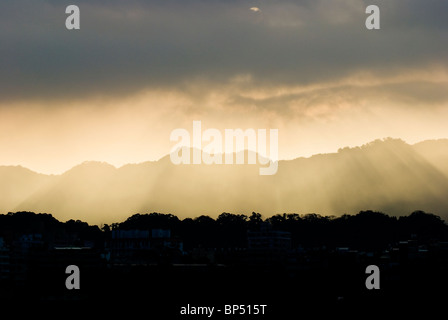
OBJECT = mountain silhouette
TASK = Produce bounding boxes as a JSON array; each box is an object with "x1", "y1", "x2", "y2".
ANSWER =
[{"x1": 1, "y1": 138, "x2": 448, "y2": 224}]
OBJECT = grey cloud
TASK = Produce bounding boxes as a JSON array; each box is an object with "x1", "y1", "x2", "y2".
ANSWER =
[
  {"x1": 0, "y1": 0, "x2": 447, "y2": 102},
  {"x1": 224, "y1": 80, "x2": 448, "y2": 119}
]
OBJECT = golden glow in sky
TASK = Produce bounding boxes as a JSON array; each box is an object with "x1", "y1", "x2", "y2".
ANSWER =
[{"x1": 1, "y1": 0, "x2": 448, "y2": 174}]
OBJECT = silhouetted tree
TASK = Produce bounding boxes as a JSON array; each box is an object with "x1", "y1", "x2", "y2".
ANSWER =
[
  {"x1": 398, "y1": 210, "x2": 448, "y2": 241},
  {"x1": 248, "y1": 212, "x2": 263, "y2": 230}
]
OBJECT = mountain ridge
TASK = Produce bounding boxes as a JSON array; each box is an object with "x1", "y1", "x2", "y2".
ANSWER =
[{"x1": 1, "y1": 138, "x2": 447, "y2": 224}]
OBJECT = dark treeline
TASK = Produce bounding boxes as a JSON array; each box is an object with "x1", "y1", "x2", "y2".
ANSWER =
[
  {"x1": 1, "y1": 210, "x2": 447, "y2": 251},
  {"x1": 1, "y1": 210, "x2": 448, "y2": 312},
  {"x1": 115, "y1": 210, "x2": 448, "y2": 251},
  {"x1": 0, "y1": 211, "x2": 103, "y2": 246}
]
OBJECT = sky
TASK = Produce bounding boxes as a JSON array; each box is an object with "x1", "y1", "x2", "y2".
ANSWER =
[{"x1": 1, "y1": 0, "x2": 447, "y2": 174}]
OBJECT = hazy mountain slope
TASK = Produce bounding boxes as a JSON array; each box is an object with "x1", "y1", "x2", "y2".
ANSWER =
[
  {"x1": 2, "y1": 139, "x2": 448, "y2": 224},
  {"x1": 413, "y1": 139, "x2": 448, "y2": 176},
  {"x1": 0, "y1": 166, "x2": 54, "y2": 213},
  {"x1": 274, "y1": 139, "x2": 448, "y2": 216}
]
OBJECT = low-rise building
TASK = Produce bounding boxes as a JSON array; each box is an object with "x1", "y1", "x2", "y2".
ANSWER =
[
  {"x1": 0, "y1": 238, "x2": 10, "y2": 281},
  {"x1": 247, "y1": 223, "x2": 291, "y2": 252}
]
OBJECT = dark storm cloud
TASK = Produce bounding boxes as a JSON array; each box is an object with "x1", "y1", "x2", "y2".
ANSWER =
[{"x1": 0, "y1": 0, "x2": 447, "y2": 102}]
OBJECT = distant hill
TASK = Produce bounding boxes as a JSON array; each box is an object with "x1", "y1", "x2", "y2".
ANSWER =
[
  {"x1": 1, "y1": 138, "x2": 447, "y2": 224},
  {"x1": 0, "y1": 166, "x2": 53, "y2": 213}
]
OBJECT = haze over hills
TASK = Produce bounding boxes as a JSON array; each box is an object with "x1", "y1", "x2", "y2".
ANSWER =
[{"x1": 1, "y1": 138, "x2": 448, "y2": 225}]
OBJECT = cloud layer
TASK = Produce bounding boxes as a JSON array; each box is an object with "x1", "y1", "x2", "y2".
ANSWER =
[
  {"x1": 1, "y1": 0, "x2": 447, "y2": 102},
  {"x1": 1, "y1": 0, "x2": 448, "y2": 174}
]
